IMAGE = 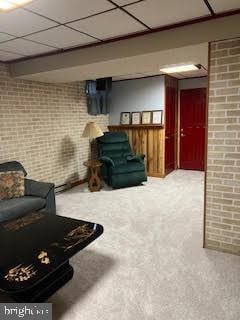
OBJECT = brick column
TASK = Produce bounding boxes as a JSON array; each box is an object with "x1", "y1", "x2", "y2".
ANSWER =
[{"x1": 205, "y1": 38, "x2": 240, "y2": 255}]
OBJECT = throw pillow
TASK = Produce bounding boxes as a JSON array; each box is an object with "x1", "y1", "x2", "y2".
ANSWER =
[{"x1": 0, "y1": 171, "x2": 25, "y2": 200}]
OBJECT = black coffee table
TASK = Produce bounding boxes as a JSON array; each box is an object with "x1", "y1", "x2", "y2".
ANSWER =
[{"x1": 0, "y1": 212, "x2": 103, "y2": 302}]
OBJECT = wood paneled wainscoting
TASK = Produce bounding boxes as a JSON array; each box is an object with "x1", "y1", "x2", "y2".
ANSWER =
[{"x1": 108, "y1": 125, "x2": 165, "y2": 177}]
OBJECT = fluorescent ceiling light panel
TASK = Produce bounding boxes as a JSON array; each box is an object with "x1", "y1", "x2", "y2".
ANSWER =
[
  {"x1": 0, "y1": 0, "x2": 32, "y2": 11},
  {"x1": 0, "y1": 1, "x2": 15, "y2": 10},
  {"x1": 160, "y1": 64, "x2": 199, "y2": 74},
  {"x1": 10, "y1": 0, "x2": 33, "y2": 3}
]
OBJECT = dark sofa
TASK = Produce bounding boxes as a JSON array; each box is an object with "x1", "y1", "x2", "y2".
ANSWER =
[{"x1": 0, "y1": 161, "x2": 56, "y2": 222}]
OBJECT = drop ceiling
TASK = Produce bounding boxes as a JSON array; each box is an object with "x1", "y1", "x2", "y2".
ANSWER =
[{"x1": 0, "y1": 0, "x2": 239, "y2": 62}]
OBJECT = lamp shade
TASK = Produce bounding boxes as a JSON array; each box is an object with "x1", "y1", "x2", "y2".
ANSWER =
[{"x1": 82, "y1": 122, "x2": 104, "y2": 139}]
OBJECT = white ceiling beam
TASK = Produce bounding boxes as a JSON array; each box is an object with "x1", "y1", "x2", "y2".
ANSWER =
[{"x1": 9, "y1": 14, "x2": 240, "y2": 79}]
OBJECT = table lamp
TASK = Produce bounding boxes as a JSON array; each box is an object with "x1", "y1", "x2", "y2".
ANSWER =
[{"x1": 82, "y1": 122, "x2": 104, "y2": 159}]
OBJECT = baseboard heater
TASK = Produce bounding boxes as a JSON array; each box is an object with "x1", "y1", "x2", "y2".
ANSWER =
[
  {"x1": 55, "y1": 183, "x2": 72, "y2": 194},
  {"x1": 55, "y1": 179, "x2": 87, "y2": 194}
]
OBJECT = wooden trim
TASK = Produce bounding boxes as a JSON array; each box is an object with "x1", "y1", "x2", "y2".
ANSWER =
[
  {"x1": 71, "y1": 178, "x2": 88, "y2": 188},
  {"x1": 108, "y1": 124, "x2": 164, "y2": 129},
  {"x1": 7, "y1": 9, "x2": 240, "y2": 64},
  {"x1": 148, "y1": 173, "x2": 165, "y2": 178},
  {"x1": 203, "y1": 43, "x2": 211, "y2": 249}
]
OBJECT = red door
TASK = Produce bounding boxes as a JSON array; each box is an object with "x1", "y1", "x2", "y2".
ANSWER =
[
  {"x1": 180, "y1": 88, "x2": 206, "y2": 171},
  {"x1": 165, "y1": 85, "x2": 177, "y2": 175}
]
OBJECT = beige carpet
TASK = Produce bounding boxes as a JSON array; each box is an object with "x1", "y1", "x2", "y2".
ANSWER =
[
  {"x1": 50, "y1": 170, "x2": 240, "y2": 320},
  {"x1": 1, "y1": 170, "x2": 240, "y2": 319}
]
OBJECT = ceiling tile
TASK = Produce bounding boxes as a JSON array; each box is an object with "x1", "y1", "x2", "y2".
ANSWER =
[
  {"x1": 0, "y1": 50, "x2": 25, "y2": 61},
  {"x1": 25, "y1": 26, "x2": 98, "y2": 49},
  {"x1": 0, "y1": 39, "x2": 56, "y2": 56},
  {"x1": 125, "y1": 0, "x2": 210, "y2": 28},
  {"x1": 208, "y1": 0, "x2": 240, "y2": 13},
  {"x1": 67, "y1": 9, "x2": 147, "y2": 40},
  {"x1": 113, "y1": 0, "x2": 141, "y2": 5},
  {"x1": 0, "y1": 33, "x2": 15, "y2": 43},
  {"x1": 0, "y1": 9, "x2": 57, "y2": 37},
  {"x1": 25, "y1": 0, "x2": 115, "y2": 23}
]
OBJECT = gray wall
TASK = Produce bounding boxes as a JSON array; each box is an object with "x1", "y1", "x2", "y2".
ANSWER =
[
  {"x1": 179, "y1": 77, "x2": 208, "y2": 90},
  {"x1": 110, "y1": 76, "x2": 165, "y2": 125}
]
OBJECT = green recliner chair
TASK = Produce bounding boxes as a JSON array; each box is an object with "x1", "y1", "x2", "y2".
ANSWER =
[{"x1": 97, "y1": 132, "x2": 147, "y2": 188}]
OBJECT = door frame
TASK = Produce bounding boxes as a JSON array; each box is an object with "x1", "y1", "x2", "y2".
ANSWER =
[{"x1": 164, "y1": 75, "x2": 178, "y2": 175}]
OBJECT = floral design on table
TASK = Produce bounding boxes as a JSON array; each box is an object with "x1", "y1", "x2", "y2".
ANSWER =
[
  {"x1": 51, "y1": 224, "x2": 95, "y2": 252},
  {"x1": 37, "y1": 251, "x2": 50, "y2": 265},
  {"x1": 4, "y1": 250, "x2": 50, "y2": 284},
  {"x1": 4, "y1": 264, "x2": 37, "y2": 282}
]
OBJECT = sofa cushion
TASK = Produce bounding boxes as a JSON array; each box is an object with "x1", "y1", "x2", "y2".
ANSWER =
[
  {"x1": 0, "y1": 196, "x2": 46, "y2": 222},
  {"x1": 110, "y1": 162, "x2": 145, "y2": 175},
  {"x1": 0, "y1": 171, "x2": 25, "y2": 200},
  {"x1": 0, "y1": 161, "x2": 27, "y2": 177}
]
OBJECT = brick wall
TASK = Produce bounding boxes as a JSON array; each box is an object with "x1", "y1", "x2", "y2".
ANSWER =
[
  {"x1": 0, "y1": 63, "x2": 109, "y2": 186},
  {"x1": 205, "y1": 38, "x2": 240, "y2": 255}
]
